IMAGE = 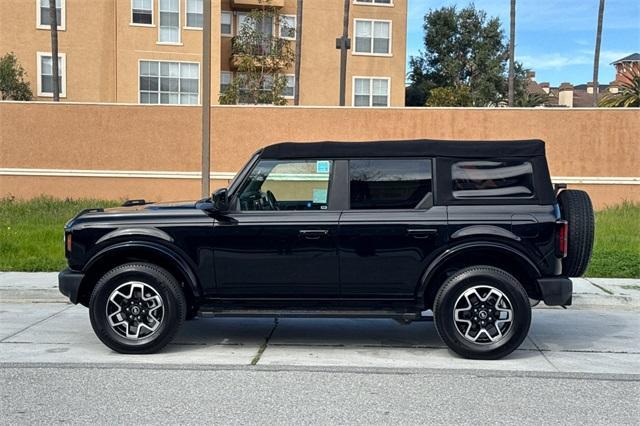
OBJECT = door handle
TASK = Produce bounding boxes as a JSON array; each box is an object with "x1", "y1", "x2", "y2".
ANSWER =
[
  {"x1": 299, "y1": 229, "x2": 329, "y2": 239},
  {"x1": 407, "y1": 229, "x2": 437, "y2": 239}
]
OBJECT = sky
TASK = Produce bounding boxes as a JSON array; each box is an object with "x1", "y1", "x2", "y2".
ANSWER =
[{"x1": 406, "y1": 0, "x2": 640, "y2": 86}]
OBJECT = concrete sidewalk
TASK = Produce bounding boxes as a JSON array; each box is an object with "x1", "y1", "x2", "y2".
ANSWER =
[{"x1": 1, "y1": 271, "x2": 639, "y2": 308}]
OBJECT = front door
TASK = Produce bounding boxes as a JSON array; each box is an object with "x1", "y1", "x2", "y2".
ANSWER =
[
  {"x1": 213, "y1": 158, "x2": 339, "y2": 298},
  {"x1": 338, "y1": 158, "x2": 447, "y2": 298}
]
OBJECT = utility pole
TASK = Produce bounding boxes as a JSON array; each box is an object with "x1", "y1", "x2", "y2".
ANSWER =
[
  {"x1": 294, "y1": 0, "x2": 304, "y2": 105},
  {"x1": 48, "y1": 0, "x2": 60, "y2": 101},
  {"x1": 337, "y1": 0, "x2": 350, "y2": 106},
  {"x1": 508, "y1": 0, "x2": 516, "y2": 107},
  {"x1": 201, "y1": 0, "x2": 212, "y2": 197},
  {"x1": 592, "y1": 0, "x2": 605, "y2": 107}
]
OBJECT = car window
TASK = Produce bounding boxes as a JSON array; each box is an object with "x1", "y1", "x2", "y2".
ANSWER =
[
  {"x1": 349, "y1": 159, "x2": 432, "y2": 209},
  {"x1": 236, "y1": 159, "x2": 332, "y2": 211},
  {"x1": 451, "y1": 160, "x2": 534, "y2": 198}
]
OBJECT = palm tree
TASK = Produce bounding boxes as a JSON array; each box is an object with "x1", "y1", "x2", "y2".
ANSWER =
[
  {"x1": 599, "y1": 63, "x2": 640, "y2": 107},
  {"x1": 592, "y1": 0, "x2": 605, "y2": 107},
  {"x1": 48, "y1": 0, "x2": 60, "y2": 101},
  {"x1": 508, "y1": 0, "x2": 516, "y2": 107}
]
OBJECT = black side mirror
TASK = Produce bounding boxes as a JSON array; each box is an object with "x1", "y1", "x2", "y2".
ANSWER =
[{"x1": 196, "y1": 188, "x2": 228, "y2": 213}]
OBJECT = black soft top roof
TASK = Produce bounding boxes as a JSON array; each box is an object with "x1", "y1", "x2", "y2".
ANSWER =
[{"x1": 260, "y1": 139, "x2": 545, "y2": 159}]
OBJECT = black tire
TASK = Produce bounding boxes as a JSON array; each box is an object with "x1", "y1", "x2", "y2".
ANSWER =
[
  {"x1": 89, "y1": 263, "x2": 186, "y2": 354},
  {"x1": 433, "y1": 266, "x2": 531, "y2": 360},
  {"x1": 558, "y1": 189, "x2": 595, "y2": 277}
]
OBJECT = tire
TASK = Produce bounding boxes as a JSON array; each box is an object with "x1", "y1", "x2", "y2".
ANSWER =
[
  {"x1": 89, "y1": 263, "x2": 186, "y2": 354},
  {"x1": 558, "y1": 189, "x2": 595, "y2": 277},
  {"x1": 433, "y1": 266, "x2": 531, "y2": 360}
]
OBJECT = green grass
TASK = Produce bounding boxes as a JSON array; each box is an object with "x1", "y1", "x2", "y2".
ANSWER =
[
  {"x1": 586, "y1": 201, "x2": 640, "y2": 279},
  {"x1": 0, "y1": 197, "x2": 120, "y2": 271},
  {"x1": 1, "y1": 197, "x2": 639, "y2": 278}
]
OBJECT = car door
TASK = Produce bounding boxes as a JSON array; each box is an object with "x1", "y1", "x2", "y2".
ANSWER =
[
  {"x1": 338, "y1": 158, "x2": 448, "y2": 298},
  {"x1": 213, "y1": 158, "x2": 340, "y2": 298}
]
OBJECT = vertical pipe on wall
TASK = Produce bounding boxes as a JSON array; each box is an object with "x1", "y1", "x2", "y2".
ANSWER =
[
  {"x1": 294, "y1": 0, "x2": 304, "y2": 106},
  {"x1": 48, "y1": 0, "x2": 60, "y2": 101},
  {"x1": 201, "y1": 0, "x2": 212, "y2": 197},
  {"x1": 338, "y1": 0, "x2": 350, "y2": 106}
]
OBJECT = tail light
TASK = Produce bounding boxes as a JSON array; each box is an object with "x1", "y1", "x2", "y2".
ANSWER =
[{"x1": 556, "y1": 220, "x2": 568, "y2": 258}]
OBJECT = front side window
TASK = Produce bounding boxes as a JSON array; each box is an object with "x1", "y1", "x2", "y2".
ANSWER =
[
  {"x1": 132, "y1": 0, "x2": 152, "y2": 25},
  {"x1": 237, "y1": 160, "x2": 333, "y2": 211},
  {"x1": 159, "y1": 0, "x2": 179, "y2": 43},
  {"x1": 349, "y1": 159, "x2": 432, "y2": 209},
  {"x1": 354, "y1": 20, "x2": 390, "y2": 54},
  {"x1": 140, "y1": 61, "x2": 199, "y2": 104},
  {"x1": 452, "y1": 161, "x2": 535, "y2": 199},
  {"x1": 354, "y1": 77, "x2": 389, "y2": 107},
  {"x1": 186, "y1": 0, "x2": 203, "y2": 28},
  {"x1": 38, "y1": 0, "x2": 64, "y2": 29},
  {"x1": 37, "y1": 53, "x2": 65, "y2": 97},
  {"x1": 279, "y1": 15, "x2": 296, "y2": 40},
  {"x1": 221, "y1": 11, "x2": 232, "y2": 35}
]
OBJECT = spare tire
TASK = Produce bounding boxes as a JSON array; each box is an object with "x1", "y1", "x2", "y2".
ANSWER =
[{"x1": 557, "y1": 189, "x2": 595, "y2": 277}]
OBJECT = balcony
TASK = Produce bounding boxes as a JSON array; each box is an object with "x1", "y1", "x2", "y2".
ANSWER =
[
  {"x1": 230, "y1": 37, "x2": 289, "y2": 71},
  {"x1": 231, "y1": 0, "x2": 284, "y2": 8}
]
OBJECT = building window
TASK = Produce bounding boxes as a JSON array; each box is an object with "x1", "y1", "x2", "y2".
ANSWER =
[
  {"x1": 238, "y1": 13, "x2": 273, "y2": 36},
  {"x1": 283, "y1": 75, "x2": 295, "y2": 98},
  {"x1": 220, "y1": 71, "x2": 232, "y2": 93},
  {"x1": 159, "y1": 0, "x2": 180, "y2": 43},
  {"x1": 279, "y1": 15, "x2": 296, "y2": 40},
  {"x1": 36, "y1": 52, "x2": 66, "y2": 97},
  {"x1": 131, "y1": 0, "x2": 152, "y2": 25},
  {"x1": 354, "y1": 0, "x2": 393, "y2": 5},
  {"x1": 354, "y1": 19, "x2": 391, "y2": 55},
  {"x1": 349, "y1": 159, "x2": 432, "y2": 210},
  {"x1": 139, "y1": 60, "x2": 199, "y2": 105},
  {"x1": 451, "y1": 161, "x2": 535, "y2": 199},
  {"x1": 353, "y1": 77, "x2": 389, "y2": 107},
  {"x1": 221, "y1": 11, "x2": 232, "y2": 36},
  {"x1": 185, "y1": 0, "x2": 203, "y2": 28},
  {"x1": 37, "y1": 0, "x2": 65, "y2": 30}
]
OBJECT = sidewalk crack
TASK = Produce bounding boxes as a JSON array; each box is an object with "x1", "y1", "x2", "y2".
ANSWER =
[
  {"x1": 250, "y1": 318, "x2": 278, "y2": 366},
  {"x1": 528, "y1": 335, "x2": 560, "y2": 372},
  {"x1": 0, "y1": 304, "x2": 73, "y2": 343},
  {"x1": 584, "y1": 278, "x2": 614, "y2": 295}
]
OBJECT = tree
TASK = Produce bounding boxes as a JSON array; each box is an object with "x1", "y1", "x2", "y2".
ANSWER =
[
  {"x1": 508, "y1": 0, "x2": 516, "y2": 106},
  {"x1": 49, "y1": 0, "x2": 60, "y2": 101},
  {"x1": 592, "y1": 0, "x2": 606, "y2": 106},
  {"x1": 0, "y1": 53, "x2": 33, "y2": 100},
  {"x1": 599, "y1": 63, "x2": 640, "y2": 107},
  {"x1": 407, "y1": 5, "x2": 507, "y2": 106},
  {"x1": 425, "y1": 86, "x2": 473, "y2": 107},
  {"x1": 219, "y1": 3, "x2": 295, "y2": 105}
]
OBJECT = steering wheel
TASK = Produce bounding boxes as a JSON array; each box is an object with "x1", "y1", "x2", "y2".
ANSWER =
[{"x1": 265, "y1": 190, "x2": 279, "y2": 210}]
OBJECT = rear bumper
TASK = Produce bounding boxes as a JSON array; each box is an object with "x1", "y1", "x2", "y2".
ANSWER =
[
  {"x1": 537, "y1": 277, "x2": 572, "y2": 306},
  {"x1": 58, "y1": 268, "x2": 84, "y2": 304}
]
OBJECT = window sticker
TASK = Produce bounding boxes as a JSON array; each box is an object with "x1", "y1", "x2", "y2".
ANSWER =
[
  {"x1": 312, "y1": 188, "x2": 328, "y2": 204},
  {"x1": 316, "y1": 160, "x2": 330, "y2": 174}
]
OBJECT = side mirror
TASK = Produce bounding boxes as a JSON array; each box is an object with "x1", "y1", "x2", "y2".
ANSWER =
[{"x1": 196, "y1": 188, "x2": 228, "y2": 213}]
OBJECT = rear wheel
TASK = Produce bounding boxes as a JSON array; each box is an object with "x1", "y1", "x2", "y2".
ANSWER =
[
  {"x1": 89, "y1": 263, "x2": 186, "y2": 354},
  {"x1": 434, "y1": 266, "x2": 531, "y2": 360},
  {"x1": 558, "y1": 189, "x2": 595, "y2": 277}
]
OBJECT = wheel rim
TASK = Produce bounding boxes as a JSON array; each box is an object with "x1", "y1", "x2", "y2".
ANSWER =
[
  {"x1": 106, "y1": 281, "x2": 164, "y2": 340},
  {"x1": 453, "y1": 285, "x2": 514, "y2": 345}
]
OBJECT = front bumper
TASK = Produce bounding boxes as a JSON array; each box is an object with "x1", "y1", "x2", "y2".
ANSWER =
[
  {"x1": 537, "y1": 277, "x2": 572, "y2": 306},
  {"x1": 58, "y1": 268, "x2": 84, "y2": 304}
]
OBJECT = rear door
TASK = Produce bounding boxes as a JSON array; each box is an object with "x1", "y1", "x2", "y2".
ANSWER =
[{"x1": 338, "y1": 158, "x2": 448, "y2": 298}]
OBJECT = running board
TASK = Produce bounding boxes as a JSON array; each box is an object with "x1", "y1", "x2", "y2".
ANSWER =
[{"x1": 198, "y1": 308, "x2": 433, "y2": 322}]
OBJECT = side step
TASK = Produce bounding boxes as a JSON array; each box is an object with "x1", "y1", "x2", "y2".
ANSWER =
[{"x1": 198, "y1": 308, "x2": 433, "y2": 322}]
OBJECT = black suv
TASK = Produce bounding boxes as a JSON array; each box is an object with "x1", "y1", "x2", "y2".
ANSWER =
[{"x1": 59, "y1": 140, "x2": 594, "y2": 359}]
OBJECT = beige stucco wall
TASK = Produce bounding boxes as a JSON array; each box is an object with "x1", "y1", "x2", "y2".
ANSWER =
[{"x1": 1, "y1": 103, "x2": 639, "y2": 209}]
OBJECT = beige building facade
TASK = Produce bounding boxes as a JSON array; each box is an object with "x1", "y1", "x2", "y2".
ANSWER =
[{"x1": 0, "y1": 0, "x2": 407, "y2": 106}]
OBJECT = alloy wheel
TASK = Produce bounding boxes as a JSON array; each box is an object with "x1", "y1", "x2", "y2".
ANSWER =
[
  {"x1": 105, "y1": 281, "x2": 164, "y2": 340},
  {"x1": 453, "y1": 285, "x2": 514, "y2": 344}
]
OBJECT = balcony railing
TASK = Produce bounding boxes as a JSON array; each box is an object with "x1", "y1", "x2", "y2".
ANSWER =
[
  {"x1": 231, "y1": 0, "x2": 284, "y2": 8},
  {"x1": 230, "y1": 36, "x2": 289, "y2": 70}
]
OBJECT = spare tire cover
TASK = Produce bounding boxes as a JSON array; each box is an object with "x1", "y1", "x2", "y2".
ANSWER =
[{"x1": 558, "y1": 189, "x2": 595, "y2": 277}]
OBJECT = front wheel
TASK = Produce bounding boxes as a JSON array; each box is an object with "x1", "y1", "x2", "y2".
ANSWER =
[
  {"x1": 89, "y1": 263, "x2": 186, "y2": 354},
  {"x1": 433, "y1": 266, "x2": 531, "y2": 360}
]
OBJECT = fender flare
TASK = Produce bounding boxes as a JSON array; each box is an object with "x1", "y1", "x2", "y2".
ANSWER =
[
  {"x1": 417, "y1": 241, "x2": 542, "y2": 297},
  {"x1": 96, "y1": 227, "x2": 173, "y2": 244},
  {"x1": 82, "y1": 241, "x2": 201, "y2": 298}
]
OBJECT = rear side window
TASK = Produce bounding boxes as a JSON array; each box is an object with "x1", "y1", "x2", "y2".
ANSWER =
[
  {"x1": 451, "y1": 160, "x2": 534, "y2": 199},
  {"x1": 349, "y1": 159, "x2": 432, "y2": 209}
]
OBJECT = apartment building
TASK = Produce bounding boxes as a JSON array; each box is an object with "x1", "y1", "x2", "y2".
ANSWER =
[{"x1": 0, "y1": 0, "x2": 407, "y2": 106}]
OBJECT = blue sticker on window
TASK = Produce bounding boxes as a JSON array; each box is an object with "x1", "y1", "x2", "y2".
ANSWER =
[
  {"x1": 312, "y1": 188, "x2": 328, "y2": 204},
  {"x1": 316, "y1": 160, "x2": 330, "y2": 174}
]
